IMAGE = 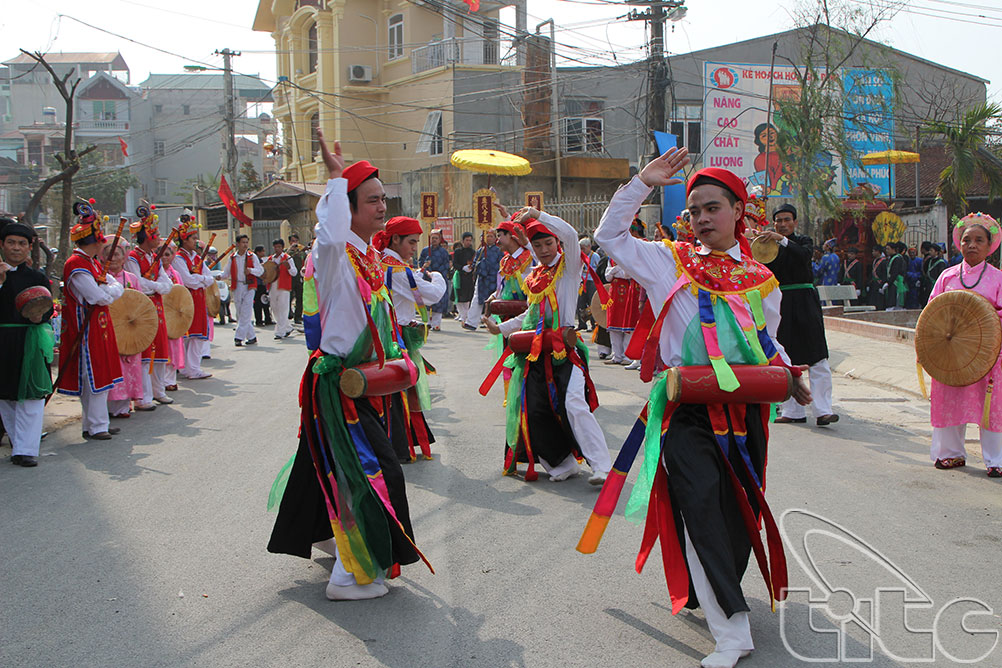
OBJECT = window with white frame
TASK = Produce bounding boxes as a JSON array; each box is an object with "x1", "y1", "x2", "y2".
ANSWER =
[
  {"x1": 416, "y1": 110, "x2": 443, "y2": 155},
  {"x1": 388, "y1": 14, "x2": 404, "y2": 60},
  {"x1": 564, "y1": 117, "x2": 603, "y2": 153},
  {"x1": 155, "y1": 179, "x2": 167, "y2": 198},
  {"x1": 670, "y1": 104, "x2": 702, "y2": 155},
  {"x1": 307, "y1": 22, "x2": 318, "y2": 73},
  {"x1": 154, "y1": 140, "x2": 165, "y2": 158},
  {"x1": 92, "y1": 100, "x2": 116, "y2": 120}
]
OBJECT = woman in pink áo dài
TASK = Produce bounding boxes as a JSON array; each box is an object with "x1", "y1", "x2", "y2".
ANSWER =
[
  {"x1": 160, "y1": 244, "x2": 186, "y2": 391},
  {"x1": 928, "y1": 212, "x2": 1002, "y2": 477}
]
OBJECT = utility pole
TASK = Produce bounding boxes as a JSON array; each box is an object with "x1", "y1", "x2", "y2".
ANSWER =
[
  {"x1": 536, "y1": 20, "x2": 561, "y2": 203},
  {"x1": 216, "y1": 48, "x2": 241, "y2": 244},
  {"x1": 626, "y1": 1, "x2": 685, "y2": 161}
]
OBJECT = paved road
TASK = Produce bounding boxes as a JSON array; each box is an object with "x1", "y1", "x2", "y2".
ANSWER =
[{"x1": 3, "y1": 320, "x2": 1001, "y2": 667}]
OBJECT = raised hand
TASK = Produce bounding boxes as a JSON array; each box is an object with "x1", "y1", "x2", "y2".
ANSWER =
[
  {"x1": 317, "y1": 129, "x2": 343, "y2": 180},
  {"x1": 513, "y1": 206, "x2": 540, "y2": 226},
  {"x1": 638, "y1": 147, "x2": 690, "y2": 188}
]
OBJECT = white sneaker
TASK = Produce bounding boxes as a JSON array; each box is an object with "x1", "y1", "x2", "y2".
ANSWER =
[
  {"x1": 588, "y1": 470, "x2": 608, "y2": 485},
  {"x1": 325, "y1": 581, "x2": 389, "y2": 601},
  {"x1": 624, "y1": 360, "x2": 641, "y2": 370},
  {"x1": 153, "y1": 395, "x2": 174, "y2": 405},
  {"x1": 701, "y1": 649, "x2": 751, "y2": 668},
  {"x1": 549, "y1": 466, "x2": 581, "y2": 482}
]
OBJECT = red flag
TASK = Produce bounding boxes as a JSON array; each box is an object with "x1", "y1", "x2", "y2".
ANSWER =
[
  {"x1": 218, "y1": 175, "x2": 253, "y2": 227},
  {"x1": 462, "y1": 0, "x2": 479, "y2": 10},
  {"x1": 118, "y1": 137, "x2": 128, "y2": 157}
]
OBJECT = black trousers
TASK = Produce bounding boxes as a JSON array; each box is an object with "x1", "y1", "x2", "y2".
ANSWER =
[
  {"x1": 508, "y1": 357, "x2": 580, "y2": 467},
  {"x1": 291, "y1": 277, "x2": 304, "y2": 323},
  {"x1": 663, "y1": 403, "x2": 766, "y2": 617},
  {"x1": 268, "y1": 394, "x2": 418, "y2": 566},
  {"x1": 254, "y1": 284, "x2": 272, "y2": 325}
]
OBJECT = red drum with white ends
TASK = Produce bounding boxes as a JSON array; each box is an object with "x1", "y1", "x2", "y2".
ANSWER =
[
  {"x1": 487, "y1": 300, "x2": 528, "y2": 317},
  {"x1": 15, "y1": 285, "x2": 53, "y2": 321},
  {"x1": 665, "y1": 365, "x2": 793, "y2": 404},
  {"x1": 507, "y1": 327, "x2": 578, "y2": 354},
  {"x1": 339, "y1": 359, "x2": 415, "y2": 398}
]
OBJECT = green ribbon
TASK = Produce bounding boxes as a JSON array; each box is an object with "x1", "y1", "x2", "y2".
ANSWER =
[
  {"x1": 779, "y1": 283, "x2": 815, "y2": 291},
  {"x1": 894, "y1": 275, "x2": 906, "y2": 308},
  {"x1": 0, "y1": 323, "x2": 54, "y2": 400},
  {"x1": 625, "y1": 370, "x2": 669, "y2": 524}
]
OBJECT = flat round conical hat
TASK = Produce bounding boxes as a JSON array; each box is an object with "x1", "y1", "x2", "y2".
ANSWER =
[
  {"x1": 261, "y1": 259, "x2": 278, "y2": 285},
  {"x1": 109, "y1": 289, "x2": 158, "y2": 356},
  {"x1": 164, "y1": 284, "x2": 195, "y2": 339},
  {"x1": 589, "y1": 286, "x2": 608, "y2": 330},
  {"x1": 916, "y1": 289, "x2": 1002, "y2": 387},
  {"x1": 206, "y1": 281, "x2": 221, "y2": 317}
]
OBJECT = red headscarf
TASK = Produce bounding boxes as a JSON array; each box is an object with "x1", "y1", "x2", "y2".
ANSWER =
[
  {"x1": 372, "y1": 216, "x2": 423, "y2": 252},
  {"x1": 343, "y1": 160, "x2": 378, "y2": 193},
  {"x1": 686, "y1": 167, "x2": 751, "y2": 256}
]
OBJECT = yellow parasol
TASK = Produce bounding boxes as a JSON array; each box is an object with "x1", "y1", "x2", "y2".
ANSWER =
[
  {"x1": 860, "y1": 150, "x2": 920, "y2": 166},
  {"x1": 450, "y1": 149, "x2": 532, "y2": 176}
]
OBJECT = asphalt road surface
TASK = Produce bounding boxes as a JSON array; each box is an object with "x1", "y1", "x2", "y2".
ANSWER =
[{"x1": 3, "y1": 320, "x2": 1001, "y2": 667}]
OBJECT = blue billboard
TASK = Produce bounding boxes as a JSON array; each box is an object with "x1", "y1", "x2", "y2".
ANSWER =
[{"x1": 842, "y1": 69, "x2": 895, "y2": 197}]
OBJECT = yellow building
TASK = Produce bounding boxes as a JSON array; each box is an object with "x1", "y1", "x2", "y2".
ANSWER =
[{"x1": 253, "y1": 0, "x2": 527, "y2": 187}]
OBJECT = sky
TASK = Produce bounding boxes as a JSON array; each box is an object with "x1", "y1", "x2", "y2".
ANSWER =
[{"x1": 2, "y1": 0, "x2": 1000, "y2": 102}]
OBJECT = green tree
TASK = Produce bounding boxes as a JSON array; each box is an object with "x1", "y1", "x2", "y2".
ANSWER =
[
  {"x1": 925, "y1": 102, "x2": 1002, "y2": 218},
  {"x1": 239, "y1": 160, "x2": 262, "y2": 193},
  {"x1": 770, "y1": 2, "x2": 897, "y2": 235},
  {"x1": 43, "y1": 149, "x2": 139, "y2": 219}
]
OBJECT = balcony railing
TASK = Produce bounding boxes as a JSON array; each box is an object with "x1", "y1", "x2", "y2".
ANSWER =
[
  {"x1": 411, "y1": 37, "x2": 509, "y2": 75},
  {"x1": 77, "y1": 119, "x2": 130, "y2": 132}
]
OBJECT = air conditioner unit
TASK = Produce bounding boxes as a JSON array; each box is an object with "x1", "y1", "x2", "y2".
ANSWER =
[{"x1": 348, "y1": 65, "x2": 373, "y2": 83}]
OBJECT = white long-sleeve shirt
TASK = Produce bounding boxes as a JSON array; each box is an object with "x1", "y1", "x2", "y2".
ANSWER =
[
  {"x1": 313, "y1": 178, "x2": 387, "y2": 357},
  {"x1": 497, "y1": 211, "x2": 583, "y2": 337},
  {"x1": 173, "y1": 250, "x2": 214, "y2": 289},
  {"x1": 594, "y1": 176, "x2": 789, "y2": 367},
  {"x1": 124, "y1": 249, "x2": 172, "y2": 296},
  {"x1": 382, "y1": 248, "x2": 447, "y2": 325},
  {"x1": 67, "y1": 255, "x2": 123, "y2": 307},
  {"x1": 228, "y1": 251, "x2": 264, "y2": 286}
]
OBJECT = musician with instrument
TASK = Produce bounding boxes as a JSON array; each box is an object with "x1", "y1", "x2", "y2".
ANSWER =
[
  {"x1": 159, "y1": 244, "x2": 187, "y2": 390},
  {"x1": 375, "y1": 216, "x2": 447, "y2": 461},
  {"x1": 0, "y1": 219, "x2": 54, "y2": 467},
  {"x1": 757, "y1": 203, "x2": 838, "y2": 427},
  {"x1": 268, "y1": 132, "x2": 430, "y2": 601},
  {"x1": 480, "y1": 208, "x2": 612, "y2": 485},
  {"x1": 253, "y1": 245, "x2": 274, "y2": 328},
  {"x1": 101, "y1": 237, "x2": 146, "y2": 418},
  {"x1": 173, "y1": 215, "x2": 215, "y2": 379},
  {"x1": 125, "y1": 205, "x2": 174, "y2": 410},
  {"x1": 925, "y1": 213, "x2": 1002, "y2": 477},
  {"x1": 57, "y1": 201, "x2": 124, "y2": 441},
  {"x1": 228, "y1": 234, "x2": 263, "y2": 346},
  {"x1": 591, "y1": 156, "x2": 811, "y2": 668},
  {"x1": 266, "y1": 238, "x2": 299, "y2": 340}
]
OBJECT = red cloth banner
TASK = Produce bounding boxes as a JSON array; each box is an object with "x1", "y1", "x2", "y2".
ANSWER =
[{"x1": 218, "y1": 175, "x2": 253, "y2": 227}]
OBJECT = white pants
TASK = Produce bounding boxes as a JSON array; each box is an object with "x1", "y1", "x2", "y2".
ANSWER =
[
  {"x1": 429, "y1": 312, "x2": 443, "y2": 328},
  {"x1": 80, "y1": 384, "x2": 110, "y2": 435},
  {"x1": 108, "y1": 399, "x2": 132, "y2": 416},
  {"x1": 457, "y1": 301, "x2": 470, "y2": 322},
  {"x1": 183, "y1": 339, "x2": 206, "y2": 377},
  {"x1": 270, "y1": 287, "x2": 292, "y2": 337},
  {"x1": 0, "y1": 399, "x2": 45, "y2": 457},
  {"x1": 141, "y1": 361, "x2": 168, "y2": 405},
  {"x1": 328, "y1": 538, "x2": 384, "y2": 587},
  {"x1": 684, "y1": 525, "x2": 754, "y2": 653},
  {"x1": 165, "y1": 363, "x2": 178, "y2": 386},
  {"x1": 465, "y1": 297, "x2": 485, "y2": 327},
  {"x1": 609, "y1": 330, "x2": 633, "y2": 363},
  {"x1": 232, "y1": 284, "x2": 256, "y2": 341},
  {"x1": 596, "y1": 344, "x2": 611, "y2": 356},
  {"x1": 780, "y1": 358, "x2": 833, "y2": 419},
  {"x1": 931, "y1": 425, "x2": 1002, "y2": 468},
  {"x1": 564, "y1": 365, "x2": 611, "y2": 474}
]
